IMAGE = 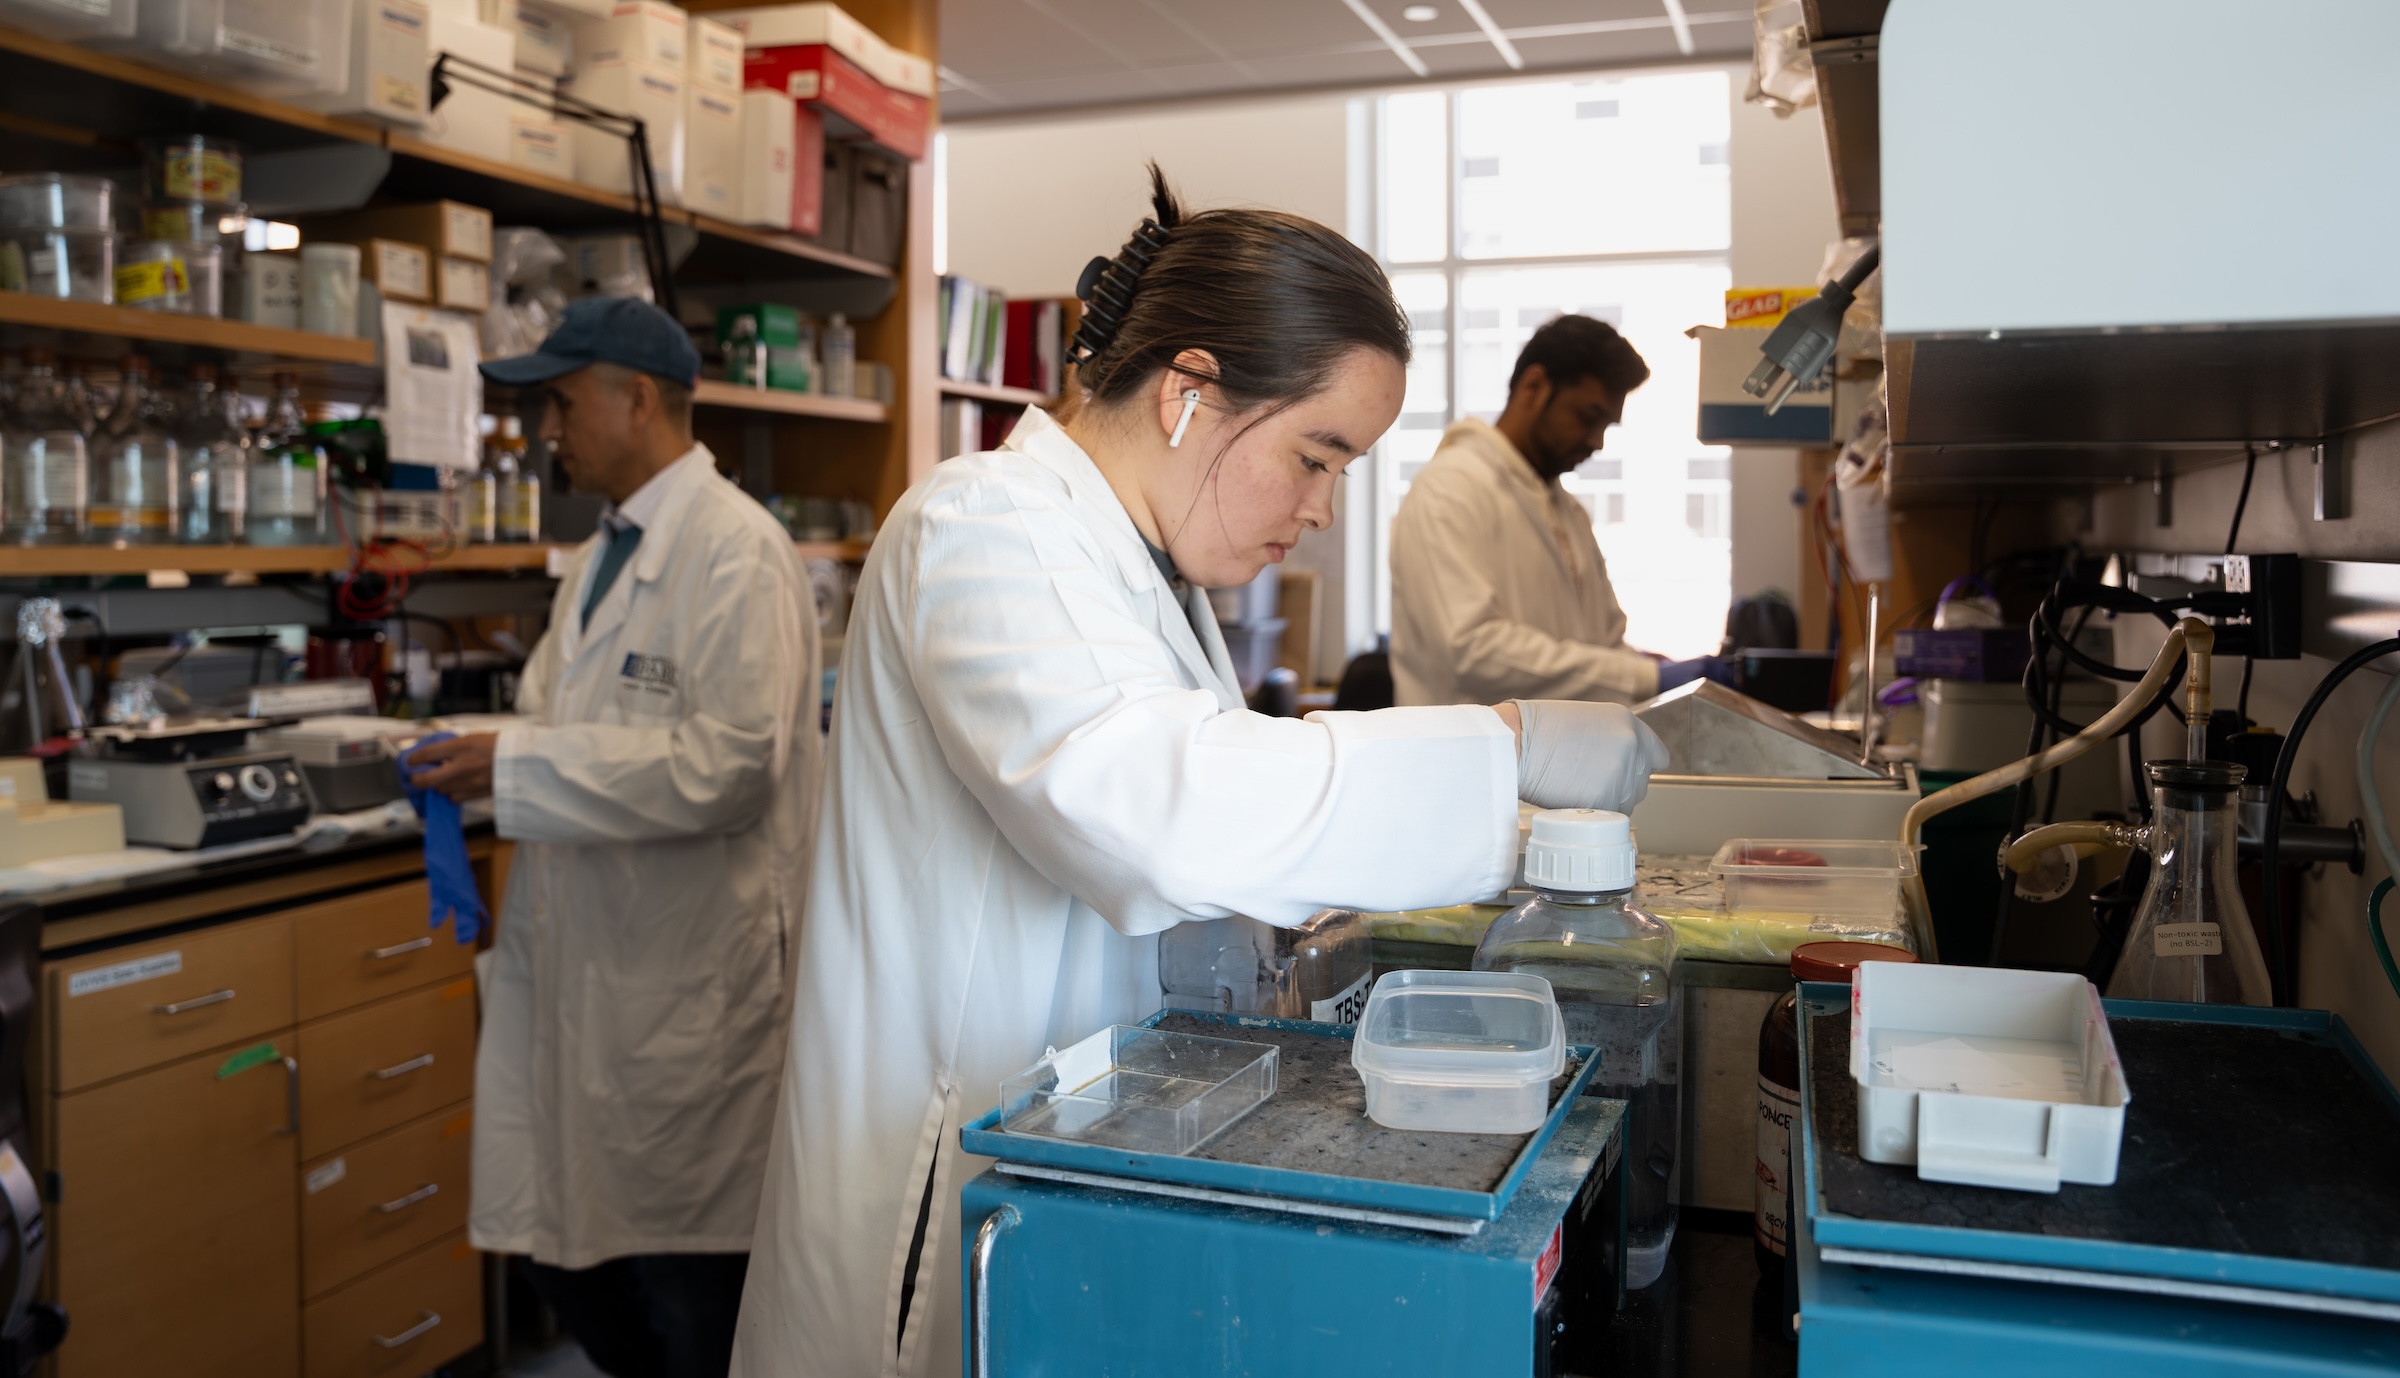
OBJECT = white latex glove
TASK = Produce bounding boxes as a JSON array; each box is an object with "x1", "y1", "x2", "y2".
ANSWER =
[{"x1": 1512, "y1": 699, "x2": 1672, "y2": 812}]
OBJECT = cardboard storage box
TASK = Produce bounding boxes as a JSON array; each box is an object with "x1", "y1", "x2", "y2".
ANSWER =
[
  {"x1": 317, "y1": 236, "x2": 431, "y2": 301},
  {"x1": 509, "y1": 112, "x2": 569, "y2": 175},
  {"x1": 497, "y1": 0, "x2": 573, "y2": 74},
  {"x1": 743, "y1": 42, "x2": 925, "y2": 158},
  {"x1": 306, "y1": 200, "x2": 493, "y2": 262},
  {"x1": 421, "y1": 9, "x2": 516, "y2": 163},
  {"x1": 438, "y1": 256, "x2": 489, "y2": 311},
  {"x1": 688, "y1": 13, "x2": 741, "y2": 90},
  {"x1": 570, "y1": 57, "x2": 685, "y2": 202},
  {"x1": 847, "y1": 144, "x2": 904, "y2": 265},
  {"x1": 574, "y1": 0, "x2": 682, "y2": 68},
  {"x1": 297, "y1": 0, "x2": 432, "y2": 125},
  {"x1": 683, "y1": 84, "x2": 741, "y2": 221}
]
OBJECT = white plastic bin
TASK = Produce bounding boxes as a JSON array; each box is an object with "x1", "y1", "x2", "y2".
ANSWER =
[
  {"x1": 1351, "y1": 969, "x2": 1565, "y2": 1135},
  {"x1": 1850, "y1": 962, "x2": 2131, "y2": 1193},
  {"x1": 132, "y1": 0, "x2": 349, "y2": 93}
]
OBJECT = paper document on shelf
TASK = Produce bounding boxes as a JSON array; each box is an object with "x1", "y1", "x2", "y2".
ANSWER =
[{"x1": 380, "y1": 302, "x2": 484, "y2": 470}]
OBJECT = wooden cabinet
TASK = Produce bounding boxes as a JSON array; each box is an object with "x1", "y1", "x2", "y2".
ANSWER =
[
  {"x1": 43, "y1": 878, "x2": 483, "y2": 1378},
  {"x1": 50, "y1": 1038, "x2": 300, "y2": 1378}
]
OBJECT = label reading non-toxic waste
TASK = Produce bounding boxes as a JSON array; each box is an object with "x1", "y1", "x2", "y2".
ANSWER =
[
  {"x1": 2155, "y1": 922, "x2": 2224, "y2": 957},
  {"x1": 161, "y1": 149, "x2": 240, "y2": 203},
  {"x1": 68, "y1": 951, "x2": 183, "y2": 997},
  {"x1": 115, "y1": 258, "x2": 189, "y2": 304},
  {"x1": 1755, "y1": 1073, "x2": 1801, "y2": 1258},
  {"x1": 1308, "y1": 970, "x2": 1371, "y2": 1026}
]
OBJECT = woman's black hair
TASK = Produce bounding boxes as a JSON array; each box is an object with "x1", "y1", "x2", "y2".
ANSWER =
[{"x1": 1071, "y1": 163, "x2": 1411, "y2": 415}]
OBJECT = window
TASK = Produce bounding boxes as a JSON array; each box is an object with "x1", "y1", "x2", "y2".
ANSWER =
[{"x1": 1360, "y1": 70, "x2": 1734, "y2": 660}]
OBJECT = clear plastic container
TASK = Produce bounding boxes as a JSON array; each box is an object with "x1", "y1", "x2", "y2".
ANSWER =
[
  {"x1": 1000, "y1": 1024, "x2": 1278, "y2": 1155},
  {"x1": 0, "y1": 0, "x2": 137, "y2": 39},
  {"x1": 1159, "y1": 909, "x2": 1372, "y2": 1024},
  {"x1": 140, "y1": 136, "x2": 245, "y2": 206},
  {"x1": 0, "y1": 174, "x2": 115, "y2": 234},
  {"x1": 1, "y1": 232, "x2": 113, "y2": 303},
  {"x1": 117, "y1": 240, "x2": 222, "y2": 317},
  {"x1": 87, "y1": 356, "x2": 180, "y2": 546},
  {"x1": 1709, "y1": 838, "x2": 1919, "y2": 918},
  {"x1": 1, "y1": 350, "x2": 88, "y2": 545},
  {"x1": 142, "y1": 201, "x2": 247, "y2": 244},
  {"x1": 1350, "y1": 969, "x2": 1565, "y2": 1136},
  {"x1": 1475, "y1": 808, "x2": 1681, "y2": 1287}
]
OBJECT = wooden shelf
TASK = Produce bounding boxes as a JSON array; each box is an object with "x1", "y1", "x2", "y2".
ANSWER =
[
  {"x1": 693, "y1": 379, "x2": 887, "y2": 422},
  {"x1": 685, "y1": 214, "x2": 896, "y2": 282},
  {"x1": 0, "y1": 537, "x2": 869, "y2": 577},
  {"x1": 938, "y1": 379, "x2": 1052, "y2": 408},
  {"x1": 0, "y1": 294, "x2": 379, "y2": 366}
]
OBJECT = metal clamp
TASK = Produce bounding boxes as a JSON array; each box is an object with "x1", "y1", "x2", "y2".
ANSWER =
[
  {"x1": 279, "y1": 1056, "x2": 300, "y2": 1136},
  {"x1": 373, "y1": 1311, "x2": 441, "y2": 1349},
  {"x1": 368, "y1": 936, "x2": 434, "y2": 961},
  {"x1": 969, "y1": 1205, "x2": 1019, "y2": 1378},
  {"x1": 374, "y1": 1183, "x2": 440, "y2": 1214},
  {"x1": 154, "y1": 989, "x2": 235, "y2": 1015},
  {"x1": 370, "y1": 1053, "x2": 435, "y2": 1081}
]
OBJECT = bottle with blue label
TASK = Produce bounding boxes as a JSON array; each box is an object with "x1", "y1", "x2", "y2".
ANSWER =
[{"x1": 1474, "y1": 808, "x2": 1681, "y2": 1288}]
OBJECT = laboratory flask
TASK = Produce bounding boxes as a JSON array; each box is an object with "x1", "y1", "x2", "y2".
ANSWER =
[
  {"x1": 2107, "y1": 760, "x2": 2271, "y2": 1005},
  {"x1": 1, "y1": 350, "x2": 87, "y2": 543},
  {"x1": 247, "y1": 372, "x2": 324, "y2": 546},
  {"x1": 86, "y1": 355, "x2": 178, "y2": 545},
  {"x1": 1474, "y1": 808, "x2": 1682, "y2": 1288},
  {"x1": 1158, "y1": 909, "x2": 1372, "y2": 1024},
  {"x1": 177, "y1": 364, "x2": 246, "y2": 543}
]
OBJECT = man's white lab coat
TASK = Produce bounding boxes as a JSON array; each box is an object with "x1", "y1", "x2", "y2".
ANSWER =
[{"x1": 1390, "y1": 417, "x2": 1659, "y2": 706}]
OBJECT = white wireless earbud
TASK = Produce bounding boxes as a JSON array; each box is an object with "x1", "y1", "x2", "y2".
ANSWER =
[{"x1": 1168, "y1": 389, "x2": 1201, "y2": 449}]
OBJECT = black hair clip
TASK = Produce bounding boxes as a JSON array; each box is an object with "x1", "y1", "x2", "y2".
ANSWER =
[{"x1": 1069, "y1": 217, "x2": 1172, "y2": 366}]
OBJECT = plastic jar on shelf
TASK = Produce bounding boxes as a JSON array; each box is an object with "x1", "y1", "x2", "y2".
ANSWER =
[
  {"x1": 141, "y1": 136, "x2": 244, "y2": 206},
  {"x1": 116, "y1": 240, "x2": 223, "y2": 317},
  {"x1": 0, "y1": 174, "x2": 115, "y2": 235},
  {"x1": 0, "y1": 174, "x2": 117, "y2": 304}
]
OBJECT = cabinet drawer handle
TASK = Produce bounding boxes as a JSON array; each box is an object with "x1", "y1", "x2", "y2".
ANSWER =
[
  {"x1": 373, "y1": 1311, "x2": 441, "y2": 1349},
  {"x1": 370, "y1": 1053, "x2": 435, "y2": 1081},
  {"x1": 374, "y1": 1182, "x2": 440, "y2": 1214},
  {"x1": 368, "y1": 936, "x2": 434, "y2": 960},
  {"x1": 154, "y1": 989, "x2": 234, "y2": 1015}
]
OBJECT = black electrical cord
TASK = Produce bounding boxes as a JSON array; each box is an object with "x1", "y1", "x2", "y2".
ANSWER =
[
  {"x1": 2261, "y1": 633, "x2": 2400, "y2": 1007},
  {"x1": 2225, "y1": 445, "x2": 2257, "y2": 556}
]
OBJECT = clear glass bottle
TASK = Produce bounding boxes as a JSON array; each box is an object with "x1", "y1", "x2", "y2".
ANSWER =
[
  {"x1": 1474, "y1": 808, "x2": 1682, "y2": 1289},
  {"x1": 2106, "y1": 760, "x2": 2272, "y2": 1005},
  {"x1": 247, "y1": 372, "x2": 325, "y2": 546},
  {"x1": 822, "y1": 311, "x2": 855, "y2": 398},
  {"x1": 61, "y1": 359, "x2": 104, "y2": 437},
  {"x1": 87, "y1": 354, "x2": 179, "y2": 545},
  {"x1": 493, "y1": 415, "x2": 539, "y2": 543},
  {"x1": 177, "y1": 363, "x2": 247, "y2": 543},
  {"x1": 1158, "y1": 910, "x2": 1373, "y2": 1023},
  {"x1": 2, "y1": 349, "x2": 88, "y2": 544}
]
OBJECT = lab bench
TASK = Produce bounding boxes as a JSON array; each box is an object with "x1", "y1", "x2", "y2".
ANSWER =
[{"x1": 27, "y1": 828, "x2": 507, "y2": 1378}]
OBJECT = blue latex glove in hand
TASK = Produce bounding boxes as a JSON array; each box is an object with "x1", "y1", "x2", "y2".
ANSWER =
[
  {"x1": 1656, "y1": 656, "x2": 1736, "y2": 692},
  {"x1": 399, "y1": 733, "x2": 488, "y2": 946}
]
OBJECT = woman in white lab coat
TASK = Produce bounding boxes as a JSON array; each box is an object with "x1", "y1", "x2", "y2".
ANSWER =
[{"x1": 730, "y1": 168, "x2": 1668, "y2": 1378}]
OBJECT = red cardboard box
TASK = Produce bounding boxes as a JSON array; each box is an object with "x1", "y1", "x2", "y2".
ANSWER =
[{"x1": 743, "y1": 42, "x2": 927, "y2": 159}]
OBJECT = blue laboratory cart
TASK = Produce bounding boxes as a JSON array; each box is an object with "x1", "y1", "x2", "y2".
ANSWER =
[
  {"x1": 957, "y1": 1013, "x2": 1628, "y2": 1378},
  {"x1": 1791, "y1": 983, "x2": 2400, "y2": 1375}
]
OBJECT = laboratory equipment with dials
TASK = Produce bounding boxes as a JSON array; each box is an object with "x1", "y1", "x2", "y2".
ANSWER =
[{"x1": 66, "y1": 718, "x2": 313, "y2": 849}]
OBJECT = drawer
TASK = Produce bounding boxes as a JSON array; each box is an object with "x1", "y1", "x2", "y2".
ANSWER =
[
  {"x1": 303, "y1": 1230, "x2": 482, "y2": 1378},
  {"x1": 297, "y1": 978, "x2": 476, "y2": 1159},
  {"x1": 295, "y1": 881, "x2": 477, "y2": 1023},
  {"x1": 49, "y1": 914, "x2": 294, "y2": 1092},
  {"x1": 301, "y1": 1102, "x2": 473, "y2": 1299}
]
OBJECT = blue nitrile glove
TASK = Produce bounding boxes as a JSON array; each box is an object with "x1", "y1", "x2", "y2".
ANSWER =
[
  {"x1": 399, "y1": 733, "x2": 488, "y2": 946},
  {"x1": 1656, "y1": 656, "x2": 1735, "y2": 692}
]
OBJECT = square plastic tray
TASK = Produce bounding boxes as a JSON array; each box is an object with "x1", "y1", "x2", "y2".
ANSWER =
[
  {"x1": 963, "y1": 1010, "x2": 1603, "y2": 1224},
  {"x1": 999, "y1": 1024, "x2": 1277, "y2": 1156},
  {"x1": 1709, "y1": 838, "x2": 1917, "y2": 918}
]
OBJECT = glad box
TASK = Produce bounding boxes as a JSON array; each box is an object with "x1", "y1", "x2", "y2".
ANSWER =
[{"x1": 570, "y1": 57, "x2": 685, "y2": 203}]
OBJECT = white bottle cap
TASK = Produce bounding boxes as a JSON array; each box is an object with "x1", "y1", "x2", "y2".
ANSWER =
[{"x1": 1521, "y1": 808, "x2": 1637, "y2": 892}]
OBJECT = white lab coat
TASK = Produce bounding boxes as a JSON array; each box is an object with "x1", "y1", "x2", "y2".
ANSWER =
[
  {"x1": 470, "y1": 444, "x2": 820, "y2": 1269},
  {"x1": 730, "y1": 408, "x2": 1524, "y2": 1378},
  {"x1": 1390, "y1": 417, "x2": 1660, "y2": 706}
]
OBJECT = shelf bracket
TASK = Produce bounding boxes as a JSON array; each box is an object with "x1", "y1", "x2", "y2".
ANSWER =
[
  {"x1": 1808, "y1": 33, "x2": 1879, "y2": 66},
  {"x1": 2313, "y1": 436, "x2": 2349, "y2": 521}
]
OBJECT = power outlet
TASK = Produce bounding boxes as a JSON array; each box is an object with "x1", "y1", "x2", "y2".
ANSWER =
[{"x1": 2221, "y1": 553, "x2": 2302, "y2": 659}]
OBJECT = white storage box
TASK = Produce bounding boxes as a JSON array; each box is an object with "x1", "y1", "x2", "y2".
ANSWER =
[
  {"x1": 687, "y1": 13, "x2": 742, "y2": 91},
  {"x1": 683, "y1": 84, "x2": 741, "y2": 221},
  {"x1": 1351, "y1": 970, "x2": 1564, "y2": 1135},
  {"x1": 735, "y1": 87, "x2": 795, "y2": 230},
  {"x1": 0, "y1": 0, "x2": 136, "y2": 41},
  {"x1": 498, "y1": 0, "x2": 573, "y2": 75},
  {"x1": 573, "y1": 0, "x2": 680, "y2": 68},
  {"x1": 570, "y1": 57, "x2": 684, "y2": 202},
  {"x1": 508, "y1": 112, "x2": 570, "y2": 176},
  {"x1": 1851, "y1": 962, "x2": 2131, "y2": 1193},
  {"x1": 296, "y1": 0, "x2": 432, "y2": 124},
  {"x1": 134, "y1": 0, "x2": 352, "y2": 93},
  {"x1": 422, "y1": 9, "x2": 517, "y2": 163}
]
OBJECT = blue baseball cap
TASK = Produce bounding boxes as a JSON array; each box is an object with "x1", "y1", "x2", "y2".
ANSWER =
[{"x1": 479, "y1": 295, "x2": 701, "y2": 389}]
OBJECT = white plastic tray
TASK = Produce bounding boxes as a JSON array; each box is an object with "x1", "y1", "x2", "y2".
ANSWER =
[{"x1": 1850, "y1": 962, "x2": 2130, "y2": 1193}]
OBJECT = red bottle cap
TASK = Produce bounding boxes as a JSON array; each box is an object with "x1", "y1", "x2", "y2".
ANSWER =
[{"x1": 1789, "y1": 941, "x2": 1917, "y2": 983}]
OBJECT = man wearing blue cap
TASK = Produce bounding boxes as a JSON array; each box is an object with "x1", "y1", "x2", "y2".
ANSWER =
[{"x1": 408, "y1": 296, "x2": 820, "y2": 1378}]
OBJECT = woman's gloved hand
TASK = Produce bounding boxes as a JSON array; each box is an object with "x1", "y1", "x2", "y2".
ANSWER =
[{"x1": 1511, "y1": 699, "x2": 1673, "y2": 812}]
